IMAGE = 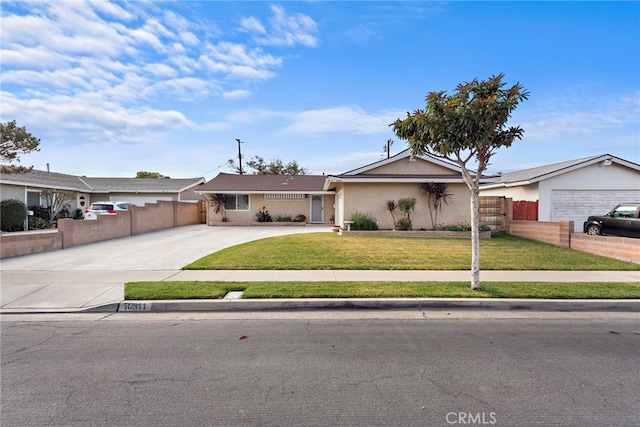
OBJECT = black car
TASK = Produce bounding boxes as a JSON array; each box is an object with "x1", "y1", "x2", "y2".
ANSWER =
[{"x1": 583, "y1": 203, "x2": 640, "y2": 238}]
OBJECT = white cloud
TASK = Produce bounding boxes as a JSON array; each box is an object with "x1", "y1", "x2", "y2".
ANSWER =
[
  {"x1": 285, "y1": 106, "x2": 405, "y2": 135},
  {"x1": 241, "y1": 4, "x2": 319, "y2": 47},
  {"x1": 223, "y1": 89, "x2": 252, "y2": 100},
  {"x1": 519, "y1": 92, "x2": 640, "y2": 141}
]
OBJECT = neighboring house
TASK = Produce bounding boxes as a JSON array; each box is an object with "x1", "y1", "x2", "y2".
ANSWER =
[
  {"x1": 0, "y1": 168, "x2": 205, "y2": 214},
  {"x1": 479, "y1": 154, "x2": 640, "y2": 231},
  {"x1": 197, "y1": 173, "x2": 333, "y2": 224},
  {"x1": 199, "y1": 149, "x2": 494, "y2": 229}
]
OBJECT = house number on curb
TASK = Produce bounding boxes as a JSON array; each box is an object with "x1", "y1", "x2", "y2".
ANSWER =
[{"x1": 119, "y1": 302, "x2": 152, "y2": 312}]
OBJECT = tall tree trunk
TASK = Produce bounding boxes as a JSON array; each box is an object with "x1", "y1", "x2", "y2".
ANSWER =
[{"x1": 470, "y1": 184, "x2": 481, "y2": 290}]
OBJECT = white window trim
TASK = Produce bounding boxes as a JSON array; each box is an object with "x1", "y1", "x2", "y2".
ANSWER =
[{"x1": 264, "y1": 193, "x2": 305, "y2": 201}]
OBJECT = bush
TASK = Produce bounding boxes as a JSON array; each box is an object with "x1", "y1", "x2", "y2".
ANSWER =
[
  {"x1": 28, "y1": 217, "x2": 51, "y2": 230},
  {"x1": 1, "y1": 199, "x2": 27, "y2": 232},
  {"x1": 255, "y1": 207, "x2": 273, "y2": 222},
  {"x1": 273, "y1": 214, "x2": 292, "y2": 222},
  {"x1": 395, "y1": 217, "x2": 412, "y2": 231},
  {"x1": 293, "y1": 214, "x2": 306, "y2": 223},
  {"x1": 438, "y1": 222, "x2": 491, "y2": 232},
  {"x1": 349, "y1": 212, "x2": 379, "y2": 230},
  {"x1": 72, "y1": 208, "x2": 84, "y2": 220}
]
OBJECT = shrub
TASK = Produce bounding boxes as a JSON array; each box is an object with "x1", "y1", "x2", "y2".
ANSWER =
[
  {"x1": 349, "y1": 212, "x2": 379, "y2": 230},
  {"x1": 72, "y1": 208, "x2": 84, "y2": 220},
  {"x1": 255, "y1": 206, "x2": 273, "y2": 222},
  {"x1": 28, "y1": 217, "x2": 51, "y2": 230},
  {"x1": 273, "y1": 214, "x2": 292, "y2": 222},
  {"x1": 1, "y1": 199, "x2": 27, "y2": 232},
  {"x1": 395, "y1": 217, "x2": 412, "y2": 231},
  {"x1": 438, "y1": 222, "x2": 491, "y2": 232},
  {"x1": 293, "y1": 214, "x2": 306, "y2": 223}
]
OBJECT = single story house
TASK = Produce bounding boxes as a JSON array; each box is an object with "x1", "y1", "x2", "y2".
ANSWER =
[
  {"x1": 196, "y1": 173, "x2": 334, "y2": 224},
  {"x1": 480, "y1": 154, "x2": 640, "y2": 231},
  {"x1": 199, "y1": 149, "x2": 494, "y2": 229},
  {"x1": 0, "y1": 168, "x2": 205, "y2": 213}
]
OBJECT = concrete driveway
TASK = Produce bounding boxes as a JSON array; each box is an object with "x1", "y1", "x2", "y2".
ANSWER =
[{"x1": 0, "y1": 225, "x2": 331, "y2": 312}]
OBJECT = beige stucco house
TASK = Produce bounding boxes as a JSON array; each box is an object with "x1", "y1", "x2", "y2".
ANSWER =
[{"x1": 199, "y1": 149, "x2": 493, "y2": 229}]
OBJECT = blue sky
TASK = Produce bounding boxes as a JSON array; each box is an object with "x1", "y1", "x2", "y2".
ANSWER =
[{"x1": 1, "y1": 1, "x2": 638, "y2": 179}]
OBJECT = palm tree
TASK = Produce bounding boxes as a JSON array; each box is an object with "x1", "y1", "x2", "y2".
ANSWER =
[
  {"x1": 419, "y1": 182, "x2": 453, "y2": 229},
  {"x1": 211, "y1": 193, "x2": 228, "y2": 221},
  {"x1": 385, "y1": 200, "x2": 397, "y2": 229}
]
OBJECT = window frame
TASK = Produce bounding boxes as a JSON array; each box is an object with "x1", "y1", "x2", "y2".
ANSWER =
[{"x1": 224, "y1": 194, "x2": 250, "y2": 211}]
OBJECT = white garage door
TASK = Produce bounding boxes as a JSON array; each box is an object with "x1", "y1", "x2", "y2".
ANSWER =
[{"x1": 551, "y1": 190, "x2": 640, "y2": 232}]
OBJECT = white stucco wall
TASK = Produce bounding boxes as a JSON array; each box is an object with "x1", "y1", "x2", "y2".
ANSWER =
[
  {"x1": 480, "y1": 183, "x2": 539, "y2": 201},
  {"x1": 538, "y1": 163, "x2": 640, "y2": 221}
]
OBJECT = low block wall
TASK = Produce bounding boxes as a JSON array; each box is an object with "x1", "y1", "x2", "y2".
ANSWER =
[
  {"x1": 508, "y1": 220, "x2": 639, "y2": 264},
  {"x1": 1, "y1": 200, "x2": 201, "y2": 259},
  {"x1": 0, "y1": 230, "x2": 62, "y2": 259},
  {"x1": 508, "y1": 220, "x2": 573, "y2": 247},
  {"x1": 339, "y1": 230, "x2": 492, "y2": 238},
  {"x1": 571, "y1": 233, "x2": 640, "y2": 264}
]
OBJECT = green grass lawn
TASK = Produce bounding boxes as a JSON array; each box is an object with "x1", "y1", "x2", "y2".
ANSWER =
[
  {"x1": 125, "y1": 281, "x2": 640, "y2": 300},
  {"x1": 184, "y1": 233, "x2": 640, "y2": 271}
]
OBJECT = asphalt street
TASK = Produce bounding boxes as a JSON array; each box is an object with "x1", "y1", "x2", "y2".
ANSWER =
[{"x1": 2, "y1": 315, "x2": 639, "y2": 426}]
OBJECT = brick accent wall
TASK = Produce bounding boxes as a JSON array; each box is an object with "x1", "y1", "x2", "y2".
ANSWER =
[
  {"x1": 509, "y1": 220, "x2": 639, "y2": 264},
  {"x1": 571, "y1": 234, "x2": 640, "y2": 264},
  {"x1": 508, "y1": 220, "x2": 573, "y2": 247},
  {"x1": 0, "y1": 230, "x2": 62, "y2": 259},
  {"x1": 1, "y1": 200, "x2": 201, "y2": 259}
]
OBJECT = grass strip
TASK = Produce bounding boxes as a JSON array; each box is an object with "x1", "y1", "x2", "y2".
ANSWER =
[
  {"x1": 183, "y1": 234, "x2": 640, "y2": 271},
  {"x1": 125, "y1": 281, "x2": 640, "y2": 300}
]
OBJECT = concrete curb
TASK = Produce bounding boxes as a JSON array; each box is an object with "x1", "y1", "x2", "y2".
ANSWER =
[
  {"x1": 114, "y1": 298, "x2": 640, "y2": 313},
  {"x1": 2, "y1": 299, "x2": 638, "y2": 315}
]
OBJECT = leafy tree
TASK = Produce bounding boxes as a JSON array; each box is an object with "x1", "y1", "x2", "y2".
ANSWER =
[
  {"x1": 1, "y1": 120, "x2": 41, "y2": 173},
  {"x1": 392, "y1": 73, "x2": 528, "y2": 290},
  {"x1": 136, "y1": 171, "x2": 165, "y2": 179},
  {"x1": 0, "y1": 198, "x2": 27, "y2": 231},
  {"x1": 228, "y1": 156, "x2": 308, "y2": 175},
  {"x1": 419, "y1": 182, "x2": 453, "y2": 229}
]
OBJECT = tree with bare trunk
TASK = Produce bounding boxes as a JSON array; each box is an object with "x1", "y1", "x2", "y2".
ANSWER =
[{"x1": 41, "y1": 190, "x2": 75, "y2": 223}]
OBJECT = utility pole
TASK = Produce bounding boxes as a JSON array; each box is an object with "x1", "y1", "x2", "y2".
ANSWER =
[
  {"x1": 383, "y1": 139, "x2": 393, "y2": 159},
  {"x1": 235, "y1": 138, "x2": 243, "y2": 175}
]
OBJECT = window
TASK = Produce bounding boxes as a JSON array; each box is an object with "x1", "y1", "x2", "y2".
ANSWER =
[
  {"x1": 611, "y1": 206, "x2": 637, "y2": 218},
  {"x1": 224, "y1": 194, "x2": 249, "y2": 211}
]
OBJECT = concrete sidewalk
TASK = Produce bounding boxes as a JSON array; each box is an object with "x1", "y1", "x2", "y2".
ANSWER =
[
  {"x1": 1, "y1": 224, "x2": 638, "y2": 314},
  {"x1": 1, "y1": 269, "x2": 638, "y2": 313}
]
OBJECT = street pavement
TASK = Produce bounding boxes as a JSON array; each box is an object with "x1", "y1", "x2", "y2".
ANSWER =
[{"x1": 1, "y1": 224, "x2": 639, "y2": 313}]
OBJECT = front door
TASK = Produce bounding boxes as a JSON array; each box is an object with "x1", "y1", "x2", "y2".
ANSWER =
[{"x1": 311, "y1": 195, "x2": 323, "y2": 223}]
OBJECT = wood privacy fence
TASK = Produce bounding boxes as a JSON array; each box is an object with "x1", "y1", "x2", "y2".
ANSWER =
[
  {"x1": 513, "y1": 200, "x2": 538, "y2": 221},
  {"x1": 479, "y1": 196, "x2": 507, "y2": 231}
]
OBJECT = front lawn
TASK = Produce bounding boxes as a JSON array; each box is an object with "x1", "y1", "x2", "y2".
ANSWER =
[
  {"x1": 183, "y1": 233, "x2": 639, "y2": 271},
  {"x1": 125, "y1": 281, "x2": 640, "y2": 300}
]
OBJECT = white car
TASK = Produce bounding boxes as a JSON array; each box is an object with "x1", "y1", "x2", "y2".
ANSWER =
[{"x1": 84, "y1": 201, "x2": 132, "y2": 220}]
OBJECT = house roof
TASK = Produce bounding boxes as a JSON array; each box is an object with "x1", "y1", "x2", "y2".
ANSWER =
[
  {"x1": 339, "y1": 149, "x2": 464, "y2": 175},
  {"x1": 197, "y1": 173, "x2": 329, "y2": 194},
  {"x1": 0, "y1": 168, "x2": 205, "y2": 194},
  {"x1": 480, "y1": 154, "x2": 640, "y2": 189},
  {"x1": 323, "y1": 149, "x2": 494, "y2": 190}
]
